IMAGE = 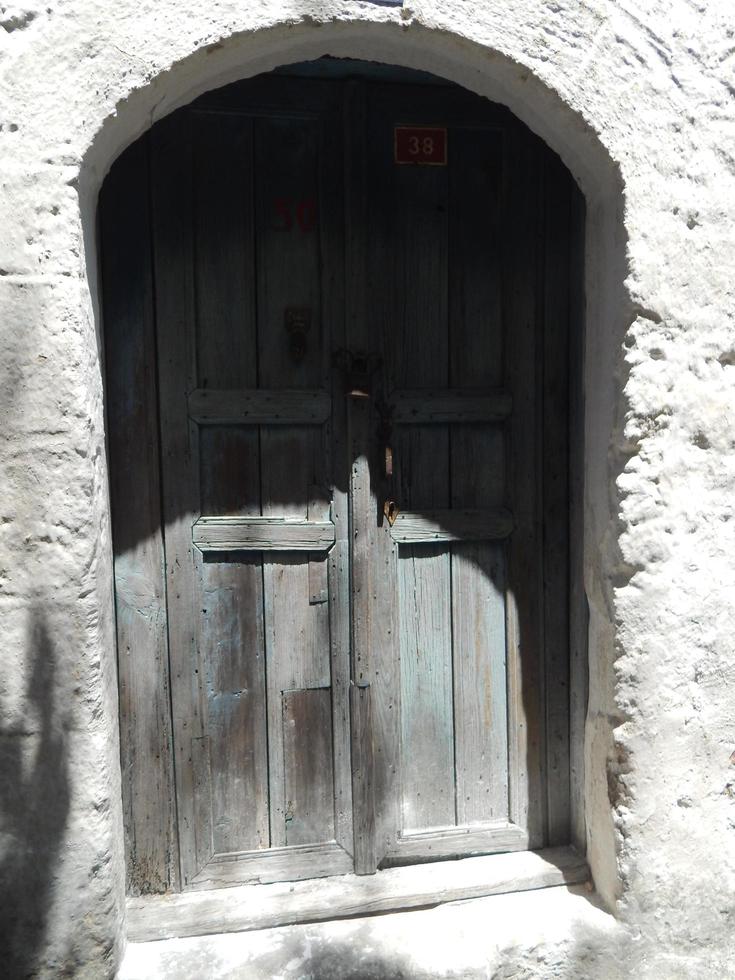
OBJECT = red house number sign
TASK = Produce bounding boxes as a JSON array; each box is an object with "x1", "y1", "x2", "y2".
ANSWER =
[{"x1": 394, "y1": 126, "x2": 447, "y2": 165}]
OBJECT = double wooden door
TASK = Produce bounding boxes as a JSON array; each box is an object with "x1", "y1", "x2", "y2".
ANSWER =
[{"x1": 104, "y1": 68, "x2": 579, "y2": 894}]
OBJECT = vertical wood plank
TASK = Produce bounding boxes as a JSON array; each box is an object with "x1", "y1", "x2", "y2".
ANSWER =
[
  {"x1": 504, "y1": 125, "x2": 546, "y2": 847},
  {"x1": 398, "y1": 546, "x2": 454, "y2": 830},
  {"x1": 448, "y1": 126, "x2": 509, "y2": 826},
  {"x1": 317, "y1": 89, "x2": 354, "y2": 858},
  {"x1": 193, "y1": 111, "x2": 269, "y2": 857},
  {"x1": 101, "y1": 135, "x2": 178, "y2": 894},
  {"x1": 308, "y1": 484, "x2": 329, "y2": 605},
  {"x1": 542, "y1": 154, "x2": 572, "y2": 846},
  {"x1": 255, "y1": 114, "x2": 331, "y2": 849},
  {"x1": 451, "y1": 546, "x2": 509, "y2": 823},
  {"x1": 349, "y1": 682, "x2": 375, "y2": 869},
  {"x1": 262, "y1": 549, "x2": 330, "y2": 847},
  {"x1": 151, "y1": 108, "x2": 213, "y2": 885},
  {"x1": 568, "y1": 179, "x2": 588, "y2": 853},
  {"x1": 381, "y1": 90, "x2": 454, "y2": 835},
  {"x1": 283, "y1": 689, "x2": 335, "y2": 845},
  {"x1": 194, "y1": 110, "x2": 260, "y2": 523},
  {"x1": 345, "y1": 80, "x2": 379, "y2": 872},
  {"x1": 203, "y1": 559, "x2": 268, "y2": 853},
  {"x1": 264, "y1": 557, "x2": 331, "y2": 690}
]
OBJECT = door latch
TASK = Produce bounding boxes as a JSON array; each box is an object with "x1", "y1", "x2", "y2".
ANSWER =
[
  {"x1": 383, "y1": 499, "x2": 399, "y2": 526},
  {"x1": 332, "y1": 349, "x2": 382, "y2": 398},
  {"x1": 376, "y1": 397, "x2": 394, "y2": 479}
]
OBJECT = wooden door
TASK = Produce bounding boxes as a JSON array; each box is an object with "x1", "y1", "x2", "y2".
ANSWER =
[
  {"x1": 103, "y1": 66, "x2": 578, "y2": 895},
  {"x1": 149, "y1": 79, "x2": 354, "y2": 890},
  {"x1": 347, "y1": 83, "x2": 567, "y2": 870}
]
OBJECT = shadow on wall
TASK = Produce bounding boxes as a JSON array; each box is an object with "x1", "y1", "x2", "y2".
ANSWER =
[{"x1": 0, "y1": 606, "x2": 70, "y2": 979}]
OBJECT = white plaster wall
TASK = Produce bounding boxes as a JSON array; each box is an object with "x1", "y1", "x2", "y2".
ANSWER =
[{"x1": 0, "y1": 2, "x2": 733, "y2": 977}]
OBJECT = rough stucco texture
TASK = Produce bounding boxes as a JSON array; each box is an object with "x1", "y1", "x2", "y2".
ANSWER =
[{"x1": 0, "y1": 1, "x2": 734, "y2": 977}]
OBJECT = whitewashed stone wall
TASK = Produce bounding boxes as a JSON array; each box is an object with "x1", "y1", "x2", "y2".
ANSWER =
[{"x1": 0, "y1": 2, "x2": 733, "y2": 976}]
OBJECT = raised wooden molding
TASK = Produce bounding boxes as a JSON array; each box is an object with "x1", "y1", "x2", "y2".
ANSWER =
[
  {"x1": 385, "y1": 821, "x2": 528, "y2": 864},
  {"x1": 127, "y1": 846, "x2": 589, "y2": 942},
  {"x1": 190, "y1": 841, "x2": 352, "y2": 890},
  {"x1": 390, "y1": 508, "x2": 514, "y2": 544},
  {"x1": 188, "y1": 388, "x2": 331, "y2": 425},
  {"x1": 391, "y1": 388, "x2": 512, "y2": 423},
  {"x1": 193, "y1": 517, "x2": 336, "y2": 552}
]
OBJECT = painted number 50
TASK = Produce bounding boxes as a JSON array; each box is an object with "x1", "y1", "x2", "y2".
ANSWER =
[{"x1": 273, "y1": 197, "x2": 317, "y2": 233}]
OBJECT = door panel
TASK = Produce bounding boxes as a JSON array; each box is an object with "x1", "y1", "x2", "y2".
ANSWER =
[
  {"x1": 151, "y1": 84, "x2": 351, "y2": 889},
  {"x1": 360, "y1": 85, "x2": 529, "y2": 864},
  {"x1": 448, "y1": 123, "x2": 508, "y2": 830}
]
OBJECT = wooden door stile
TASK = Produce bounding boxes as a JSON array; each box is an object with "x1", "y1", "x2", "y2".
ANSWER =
[
  {"x1": 192, "y1": 109, "x2": 269, "y2": 860},
  {"x1": 344, "y1": 80, "x2": 378, "y2": 874},
  {"x1": 504, "y1": 124, "x2": 546, "y2": 847},
  {"x1": 542, "y1": 153, "x2": 572, "y2": 845},
  {"x1": 152, "y1": 110, "x2": 214, "y2": 886},
  {"x1": 317, "y1": 92, "x2": 354, "y2": 858},
  {"x1": 254, "y1": 108, "x2": 330, "y2": 851},
  {"x1": 448, "y1": 124, "x2": 509, "y2": 828},
  {"x1": 102, "y1": 136, "x2": 178, "y2": 894},
  {"x1": 568, "y1": 183, "x2": 587, "y2": 853},
  {"x1": 374, "y1": 85, "x2": 455, "y2": 839}
]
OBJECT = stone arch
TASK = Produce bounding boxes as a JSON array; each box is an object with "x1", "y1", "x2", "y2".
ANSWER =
[{"x1": 83, "y1": 13, "x2": 629, "y2": 965}]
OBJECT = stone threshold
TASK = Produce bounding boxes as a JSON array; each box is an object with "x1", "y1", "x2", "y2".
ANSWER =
[{"x1": 127, "y1": 845, "x2": 588, "y2": 942}]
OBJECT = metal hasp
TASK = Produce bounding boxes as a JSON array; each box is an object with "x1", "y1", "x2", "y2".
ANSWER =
[{"x1": 332, "y1": 348, "x2": 381, "y2": 398}]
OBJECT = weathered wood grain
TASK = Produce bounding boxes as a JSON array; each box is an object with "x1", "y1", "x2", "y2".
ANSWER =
[
  {"x1": 255, "y1": 111, "x2": 333, "y2": 853},
  {"x1": 101, "y1": 135, "x2": 178, "y2": 894},
  {"x1": 390, "y1": 508, "x2": 514, "y2": 544},
  {"x1": 193, "y1": 517, "x2": 335, "y2": 552},
  {"x1": 193, "y1": 110, "x2": 269, "y2": 858},
  {"x1": 345, "y1": 80, "x2": 380, "y2": 874},
  {"x1": 451, "y1": 545, "x2": 509, "y2": 824},
  {"x1": 188, "y1": 841, "x2": 352, "y2": 891},
  {"x1": 392, "y1": 147, "x2": 454, "y2": 835},
  {"x1": 152, "y1": 109, "x2": 213, "y2": 886},
  {"x1": 316, "y1": 85, "x2": 354, "y2": 860},
  {"x1": 128, "y1": 846, "x2": 589, "y2": 940},
  {"x1": 398, "y1": 544, "x2": 455, "y2": 831},
  {"x1": 189, "y1": 387, "x2": 330, "y2": 424},
  {"x1": 385, "y1": 821, "x2": 527, "y2": 864},
  {"x1": 391, "y1": 388, "x2": 511, "y2": 424},
  {"x1": 202, "y1": 555, "x2": 268, "y2": 855},
  {"x1": 447, "y1": 126, "x2": 510, "y2": 828},
  {"x1": 504, "y1": 125, "x2": 546, "y2": 848},
  {"x1": 262, "y1": 555, "x2": 332, "y2": 848},
  {"x1": 568, "y1": 181, "x2": 588, "y2": 853},
  {"x1": 283, "y1": 689, "x2": 335, "y2": 846},
  {"x1": 542, "y1": 153, "x2": 572, "y2": 846},
  {"x1": 307, "y1": 485, "x2": 330, "y2": 604}
]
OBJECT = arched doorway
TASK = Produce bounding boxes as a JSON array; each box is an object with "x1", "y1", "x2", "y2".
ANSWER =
[{"x1": 101, "y1": 58, "x2": 585, "y2": 908}]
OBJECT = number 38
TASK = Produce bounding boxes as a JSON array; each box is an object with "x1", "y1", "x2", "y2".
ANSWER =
[{"x1": 408, "y1": 135, "x2": 435, "y2": 156}]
